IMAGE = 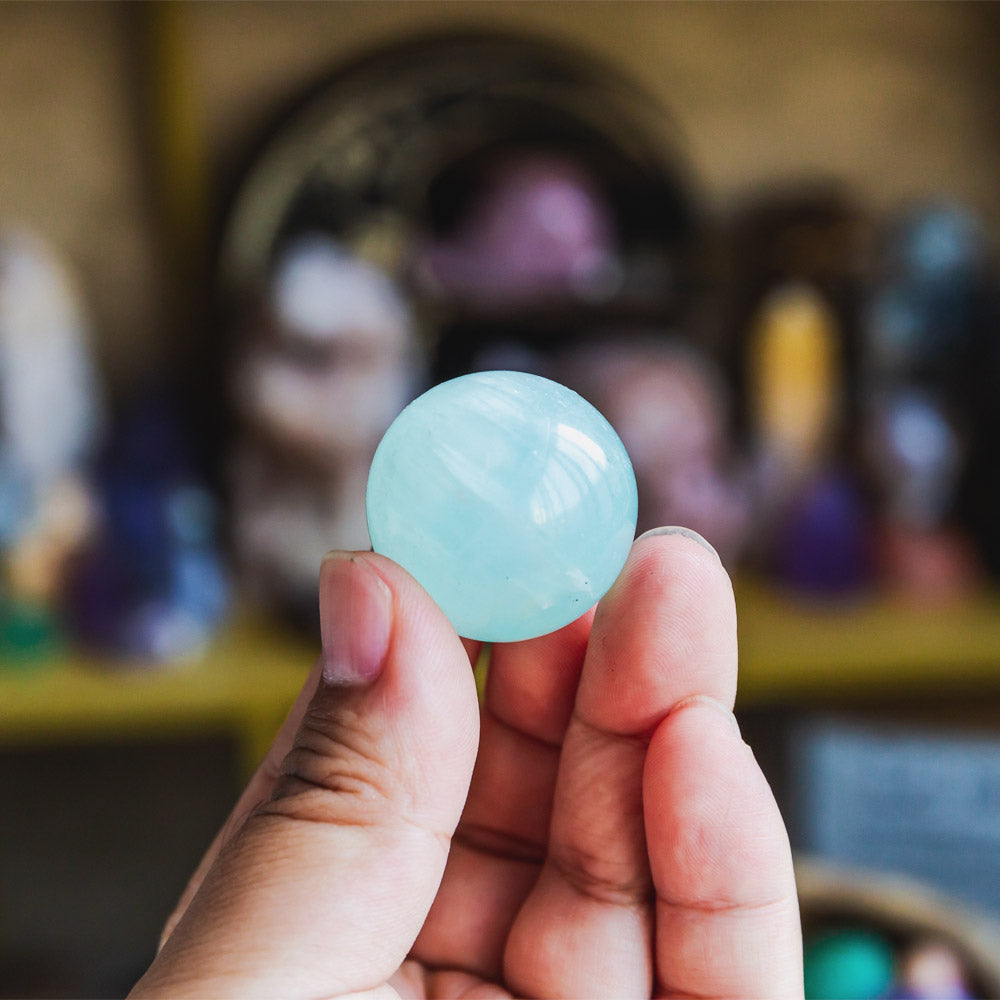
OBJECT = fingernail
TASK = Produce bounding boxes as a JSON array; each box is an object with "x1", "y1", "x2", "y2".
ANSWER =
[
  {"x1": 637, "y1": 525, "x2": 720, "y2": 562},
  {"x1": 670, "y1": 694, "x2": 742, "y2": 738},
  {"x1": 320, "y1": 553, "x2": 393, "y2": 686}
]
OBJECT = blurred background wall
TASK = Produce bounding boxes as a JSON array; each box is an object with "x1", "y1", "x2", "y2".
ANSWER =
[{"x1": 3, "y1": 1, "x2": 999, "y2": 392}]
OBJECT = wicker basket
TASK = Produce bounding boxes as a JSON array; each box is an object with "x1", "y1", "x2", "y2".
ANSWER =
[{"x1": 796, "y1": 855, "x2": 1000, "y2": 998}]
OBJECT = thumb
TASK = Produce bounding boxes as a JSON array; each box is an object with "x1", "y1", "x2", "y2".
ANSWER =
[{"x1": 133, "y1": 552, "x2": 481, "y2": 999}]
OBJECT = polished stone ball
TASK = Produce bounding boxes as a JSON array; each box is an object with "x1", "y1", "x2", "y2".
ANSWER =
[{"x1": 366, "y1": 370, "x2": 637, "y2": 641}]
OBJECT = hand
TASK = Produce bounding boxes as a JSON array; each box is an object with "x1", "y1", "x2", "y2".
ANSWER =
[{"x1": 130, "y1": 528, "x2": 803, "y2": 998}]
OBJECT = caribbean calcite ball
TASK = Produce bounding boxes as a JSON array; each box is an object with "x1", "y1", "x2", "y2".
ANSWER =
[{"x1": 366, "y1": 370, "x2": 637, "y2": 641}]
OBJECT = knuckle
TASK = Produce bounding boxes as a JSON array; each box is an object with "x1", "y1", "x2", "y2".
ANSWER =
[
  {"x1": 551, "y1": 841, "x2": 653, "y2": 907},
  {"x1": 263, "y1": 704, "x2": 401, "y2": 827}
]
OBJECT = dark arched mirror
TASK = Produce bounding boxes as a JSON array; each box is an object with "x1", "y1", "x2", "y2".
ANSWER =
[
  {"x1": 218, "y1": 32, "x2": 708, "y2": 626},
  {"x1": 218, "y1": 32, "x2": 697, "y2": 317}
]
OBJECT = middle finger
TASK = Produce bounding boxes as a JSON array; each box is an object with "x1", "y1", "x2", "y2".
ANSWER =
[{"x1": 411, "y1": 610, "x2": 594, "y2": 981}]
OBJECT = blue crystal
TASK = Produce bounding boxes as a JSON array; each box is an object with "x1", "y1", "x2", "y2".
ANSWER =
[{"x1": 366, "y1": 371, "x2": 638, "y2": 641}]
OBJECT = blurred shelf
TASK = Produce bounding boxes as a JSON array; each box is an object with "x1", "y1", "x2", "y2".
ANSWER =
[
  {"x1": 4, "y1": 584, "x2": 1000, "y2": 768},
  {"x1": 735, "y1": 579, "x2": 1000, "y2": 706},
  {"x1": 0, "y1": 611, "x2": 316, "y2": 774}
]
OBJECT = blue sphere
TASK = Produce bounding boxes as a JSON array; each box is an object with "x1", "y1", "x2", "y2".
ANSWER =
[{"x1": 366, "y1": 371, "x2": 638, "y2": 641}]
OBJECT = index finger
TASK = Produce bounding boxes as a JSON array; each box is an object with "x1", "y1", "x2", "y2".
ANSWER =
[
  {"x1": 576, "y1": 525, "x2": 739, "y2": 732},
  {"x1": 503, "y1": 527, "x2": 741, "y2": 998}
]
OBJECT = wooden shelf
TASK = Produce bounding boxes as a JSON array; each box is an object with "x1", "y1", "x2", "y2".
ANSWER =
[
  {"x1": 4, "y1": 584, "x2": 1000, "y2": 772},
  {"x1": 0, "y1": 612, "x2": 316, "y2": 775},
  {"x1": 735, "y1": 580, "x2": 1000, "y2": 706}
]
